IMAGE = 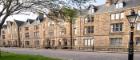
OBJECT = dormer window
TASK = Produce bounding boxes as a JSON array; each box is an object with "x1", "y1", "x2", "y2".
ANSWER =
[
  {"x1": 115, "y1": 2, "x2": 124, "y2": 9},
  {"x1": 88, "y1": 5, "x2": 96, "y2": 14},
  {"x1": 89, "y1": 9, "x2": 95, "y2": 14}
]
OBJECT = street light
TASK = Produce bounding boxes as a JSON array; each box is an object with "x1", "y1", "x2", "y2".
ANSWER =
[{"x1": 126, "y1": 9, "x2": 139, "y2": 60}]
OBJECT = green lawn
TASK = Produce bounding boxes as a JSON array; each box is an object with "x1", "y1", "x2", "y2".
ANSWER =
[{"x1": 0, "y1": 52, "x2": 61, "y2": 60}]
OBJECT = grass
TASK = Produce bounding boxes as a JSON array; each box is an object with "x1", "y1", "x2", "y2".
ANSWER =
[{"x1": 0, "y1": 52, "x2": 61, "y2": 60}]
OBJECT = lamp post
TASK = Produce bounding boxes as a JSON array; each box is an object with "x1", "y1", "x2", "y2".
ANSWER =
[{"x1": 126, "y1": 9, "x2": 139, "y2": 60}]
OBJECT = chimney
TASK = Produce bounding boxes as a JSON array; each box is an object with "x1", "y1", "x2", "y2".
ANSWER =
[{"x1": 105, "y1": 0, "x2": 112, "y2": 7}]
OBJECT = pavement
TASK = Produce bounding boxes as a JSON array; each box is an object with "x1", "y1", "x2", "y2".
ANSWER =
[{"x1": 1, "y1": 47, "x2": 140, "y2": 60}]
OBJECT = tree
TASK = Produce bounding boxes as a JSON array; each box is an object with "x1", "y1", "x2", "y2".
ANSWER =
[
  {"x1": 47, "y1": 0, "x2": 95, "y2": 49},
  {"x1": 61, "y1": 7, "x2": 78, "y2": 49},
  {"x1": 0, "y1": 0, "x2": 60, "y2": 32},
  {"x1": 0, "y1": 0, "x2": 60, "y2": 57}
]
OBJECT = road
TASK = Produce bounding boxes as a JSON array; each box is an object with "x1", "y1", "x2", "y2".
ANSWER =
[{"x1": 1, "y1": 47, "x2": 140, "y2": 60}]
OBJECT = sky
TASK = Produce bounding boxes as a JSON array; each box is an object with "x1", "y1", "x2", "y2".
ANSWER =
[
  {"x1": 7, "y1": 0, "x2": 106, "y2": 22},
  {"x1": 95, "y1": 0, "x2": 106, "y2": 5}
]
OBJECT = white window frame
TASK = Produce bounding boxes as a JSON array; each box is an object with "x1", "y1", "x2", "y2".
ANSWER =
[
  {"x1": 116, "y1": 4, "x2": 119, "y2": 8},
  {"x1": 111, "y1": 23, "x2": 123, "y2": 32},
  {"x1": 84, "y1": 38, "x2": 94, "y2": 46},
  {"x1": 110, "y1": 38, "x2": 122, "y2": 46}
]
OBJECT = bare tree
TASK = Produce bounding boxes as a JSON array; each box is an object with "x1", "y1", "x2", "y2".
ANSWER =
[
  {"x1": 0, "y1": 0, "x2": 60, "y2": 31},
  {"x1": 0, "y1": 0, "x2": 59, "y2": 57}
]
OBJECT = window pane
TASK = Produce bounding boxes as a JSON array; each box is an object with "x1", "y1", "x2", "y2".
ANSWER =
[
  {"x1": 119, "y1": 3, "x2": 123, "y2": 8},
  {"x1": 116, "y1": 4, "x2": 119, "y2": 8},
  {"x1": 84, "y1": 39, "x2": 88, "y2": 46},
  {"x1": 110, "y1": 38, "x2": 122, "y2": 46},
  {"x1": 116, "y1": 13, "x2": 120, "y2": 19},
  {"x1": 111, "y1": 14, "x2": 115, "y2": 20},
  {"x1": 136, "y1": 37, "x2": 140, "y2": 46},
  {"x1": 111, "y1": 23, "x2": 122, "y2": 32},
  {"x1": 91, "y1": 9, "x2": 94, "y2": 13},
  {"x1": 91, "y1": 39, "x2": 94, "y2": 46},
  {"x1": 88, "y1": 39, "x2": 91, "y2": 46}
]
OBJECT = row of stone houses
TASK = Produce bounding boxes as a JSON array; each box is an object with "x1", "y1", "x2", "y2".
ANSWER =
[{"x1": 1, "y1": 0, "x2": 140, "y2": 51}]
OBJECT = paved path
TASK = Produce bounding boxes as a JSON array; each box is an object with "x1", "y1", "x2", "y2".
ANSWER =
[{"x1": 1, "y1": 47, "x2": 140, "y2": 60}]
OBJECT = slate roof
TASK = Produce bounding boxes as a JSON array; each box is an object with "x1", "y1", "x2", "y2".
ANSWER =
[
  {"x1": 26, "y1": 19, "x2": 35, "y2": 23},
  {"x1": 108, "y1": 0, "x2": 140, "y2": 12},
  {"x1": 80, "y1": 0, "x2": 140, "y2": 15},
  {"x1": 14, "y1": 20, "x2": 25, "y2": 27}
]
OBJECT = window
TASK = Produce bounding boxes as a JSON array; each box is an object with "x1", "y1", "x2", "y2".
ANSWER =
[
  {"x1": 25, "y1": 27, "x2": 29, "y2": 30},
  {"x1": 116, "y1": 2, "x2": 124, "y2": 9},
  {"x1": 119, "y1": 3, "x2": 123, "y2": 8},
  {"x1": 34, "y1": 32, "x2": 39, "y2": 38},
  {"x1": 136, "y1": 37, "x2": 140, "y2": 46},
  {"x1": 2, "y1": 35, "x2": 5, "y2": 39},
  {"x1": 89, "y1": 9, "x2": 95, "y2": 14},
  {"x1": 111, "y1": 14, "x2": 115, "y2": 20},
  {"x1": 111, "y1": 12, "x2": 124, "y2": 20},
  {"x1": 25, "y1": 41, "x2": 30, "y2": 46},
  {"x1": 137, "y1": 23, "x2": 140, "y2": 30},
  {"x1": 91, "y1": 9, "x2": 95, "y2": 13},
  {"x1": 84, "y1": 39, "x2": 94, "y2": 46},
  {"x1": 116, "y1": 3, "x2": 119, "y2": 8},
  {"x1": 138, "y1": 10, "x2": 140, "y2": 16},
  {"x1": 48, "y1": 31, "x2": 54, "y2": 36},
  {"x1": 110, "y1": 38, "x2": 122, "y2": 46},
  {"x1": 84, "y1": 26, "x2": 94, "y2": 34},
  {"x1": 60, "y1": 28, "x2": 66, "y2": 35},
  {"x1": 111, "y1": 23, "x2": 123, "y2": 32},
  {"x1": 84, "y1": 16, "x2": 94, "y2": 23},
  {"x1": 116, "y1": 13, "x2": 120, "y2": 19},
  {"x1": 34, "y1": 25, "x2": 39, "y2": 30},
  {"x1": 25, "y1": 32, "x2": 29, "y2": 38}
]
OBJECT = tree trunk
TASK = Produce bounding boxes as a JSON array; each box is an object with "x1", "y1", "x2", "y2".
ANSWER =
[
  {"x1": 17, "y1": 28, "x2": 21, "y2": 47},
  {"x1": 70, "y1": 20, "x2": 73, "y2": 49},
  {"x1": 0, "y1": 14, "x2": 9, "y2": 57}
]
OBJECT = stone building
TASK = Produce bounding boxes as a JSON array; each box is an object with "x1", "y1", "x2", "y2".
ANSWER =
[
  {"x1": 73, "y1": 0, "x2": 140, "y2": 51},
  {"x1": 0, "y1": 20, "x2": 24, "y2": 47},
  {"x1": 0, "y1": 25, "x2": 7, "y2": 46},
  {"x1": 1, "y1": 0, "x2": 140, "y2": 51}
]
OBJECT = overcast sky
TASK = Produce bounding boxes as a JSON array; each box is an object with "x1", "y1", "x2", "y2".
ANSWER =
[{"x1": 7, "y1": 0, "x2": 106, "y2": 21}]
